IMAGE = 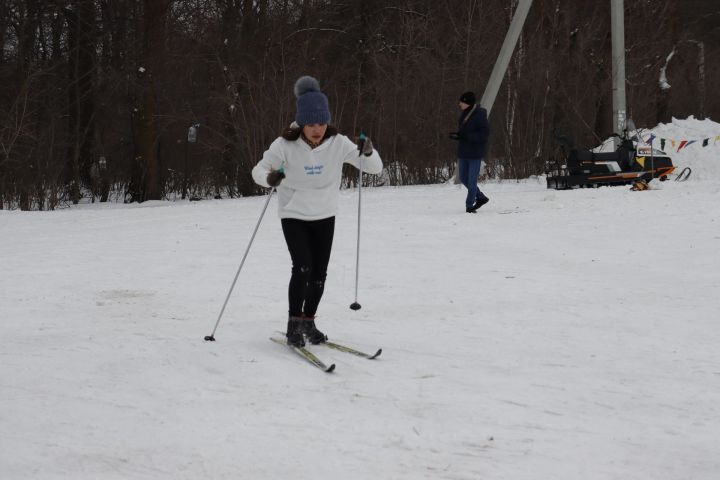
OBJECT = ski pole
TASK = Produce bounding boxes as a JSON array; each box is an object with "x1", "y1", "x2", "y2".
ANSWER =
[
  {"x1": 204, "y1": 189, "x2": 275, "y2": 341},
  {"x1": 350, "y1": 133, "x2": 366, "y2": 311}
]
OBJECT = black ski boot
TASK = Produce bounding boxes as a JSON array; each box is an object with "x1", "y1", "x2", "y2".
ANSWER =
[
  {"x1": 286, "y1": 316, "x2": 306, "y2": 347},
  {"x1": 303, "y1": 315, "x2": 327, "y2": 345}
]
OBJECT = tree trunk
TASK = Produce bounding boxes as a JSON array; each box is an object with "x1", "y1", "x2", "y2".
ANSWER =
[
  {"x1": 137, "y1": 0, "x2": 171, "y2": 201},
  {"x1": 64, "y1": 1, "x2": 96, "y2": 204}
]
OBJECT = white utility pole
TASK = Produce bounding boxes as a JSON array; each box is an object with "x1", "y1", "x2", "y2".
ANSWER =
[
  {"x1": 480, "y1": 0, "x2": 533, "y2": 117},
  {"x1": 611, "y1": 0, "x2": 626, "y2": 147}
]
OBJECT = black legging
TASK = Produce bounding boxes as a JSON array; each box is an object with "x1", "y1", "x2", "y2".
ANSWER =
[{"x1": 281, "y1": 216, "x2": 335, "y2": 317}]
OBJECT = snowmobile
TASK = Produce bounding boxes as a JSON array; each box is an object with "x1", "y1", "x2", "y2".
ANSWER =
[{"x1": 545, "y1": 126, "x2": 676, "y2": 190}]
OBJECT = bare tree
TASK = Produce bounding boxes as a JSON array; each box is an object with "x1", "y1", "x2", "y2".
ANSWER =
[
  {"x1": 64, "y1": 0, "x2": 97, "y2": 204},
  {"x1": 1, "y1": 0, "x2": 718, "y2": 209}
]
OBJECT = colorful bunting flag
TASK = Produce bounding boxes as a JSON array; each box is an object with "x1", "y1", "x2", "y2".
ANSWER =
[
  {"x1": 651, "y1": 134, "x2": 719, "y2": 151},
  {"x1": 677, "y1": 140, "x2": 698, "y2": 151}
]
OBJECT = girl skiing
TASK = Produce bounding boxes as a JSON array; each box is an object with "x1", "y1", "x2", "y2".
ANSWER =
[{"x1": 252, "y1": 76, "x2": 383, "y2": 347}]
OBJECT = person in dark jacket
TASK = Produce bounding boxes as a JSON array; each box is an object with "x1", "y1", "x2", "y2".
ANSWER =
[{"x1": 450, "y1": 91, "x2": 490, "y2": 213}]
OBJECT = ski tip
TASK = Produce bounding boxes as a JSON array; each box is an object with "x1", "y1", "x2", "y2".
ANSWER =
[
  {"x1": 326, "y1": 364, "x2": 336, "y2": 373},
  {"x1": 370, "y1": 348, "x2": 382, "y2": 360}
]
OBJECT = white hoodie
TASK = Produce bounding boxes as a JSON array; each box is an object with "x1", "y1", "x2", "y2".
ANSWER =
[{"x1": 252, "y1": 133, "x2": 383, "y2": 220}]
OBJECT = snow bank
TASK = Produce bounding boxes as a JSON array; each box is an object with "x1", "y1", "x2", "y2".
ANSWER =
[
  {"x1": 647, "y1": 116, "x2": 720, "y2": 180},
  {"x1": 594, "y1": 116, "x2": 720, "y2": 181}
]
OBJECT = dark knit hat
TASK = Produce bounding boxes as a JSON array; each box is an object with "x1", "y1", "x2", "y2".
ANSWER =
[
  {"x1": 294, "y1": 76, "x2": 331, "y2": 126},
  {"x1": 459, "y1": 91, "x2": 476, "y2": 105}
]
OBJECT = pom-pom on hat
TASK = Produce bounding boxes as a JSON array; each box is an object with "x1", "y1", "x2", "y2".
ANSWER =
[{"x1": 294, "y1": 76, "x2": 331, "y2": 126}]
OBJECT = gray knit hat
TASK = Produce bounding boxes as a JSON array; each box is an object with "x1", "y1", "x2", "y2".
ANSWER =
[{"x1": 294, "y1": 76, "x2": 331, "y2": 126}]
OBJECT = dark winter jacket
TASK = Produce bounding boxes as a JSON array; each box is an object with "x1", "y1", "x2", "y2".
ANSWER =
[{"x1": 456, "y1": 105, "x2": 490, "y2": 159}]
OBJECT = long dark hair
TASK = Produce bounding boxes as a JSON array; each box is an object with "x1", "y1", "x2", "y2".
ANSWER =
[{"x1": 281, "y1": 124, "x2": 339, "y2": 141}]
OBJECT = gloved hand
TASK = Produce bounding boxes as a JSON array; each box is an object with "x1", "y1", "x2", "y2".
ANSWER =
[
  {"x1": 267, "y1": 168, "x2": 285, "y2": 187},
  {"x1": 449, "y1": 132, "x2": 461, "y2": 140},
  {"x1": 358, "y1": 136, "x2": 374, "y2": 156}
]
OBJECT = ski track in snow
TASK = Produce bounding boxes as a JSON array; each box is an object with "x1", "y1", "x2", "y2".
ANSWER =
[{"x1": 1, "y1": 177, "x2": 720, "y2": 479}]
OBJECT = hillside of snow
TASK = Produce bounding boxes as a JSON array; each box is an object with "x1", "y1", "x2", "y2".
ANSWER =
[{"x1": 3, "y1": 166, "x2": 720, "y2": 479}]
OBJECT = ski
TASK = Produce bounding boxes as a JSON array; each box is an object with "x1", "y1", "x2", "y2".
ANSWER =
[
  {"x1": 270, "y1": 337, "x2": 336, "y2": 373},
  {"x1": 273, "y1": 331, "x2": 381, "y2": 360},
  {"x1": 320, "y1": 340, "x2": 382, "y2": 360}
]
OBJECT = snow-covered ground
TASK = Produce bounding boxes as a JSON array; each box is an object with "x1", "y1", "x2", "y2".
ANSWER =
[
  {"x1": 2, "y1": 118, "x2": 720, "y2": 479},
  {"x1": 597, "y1": 116, "x2": 720, "y2": 180},
  {"x1": 648, "y1": 116, "x2": 720, "y2": 179}
]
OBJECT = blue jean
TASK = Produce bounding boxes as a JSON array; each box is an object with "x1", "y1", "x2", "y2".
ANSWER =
[{"x1": 457, "y1": 158, "x2": 486, "y2": 208}]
